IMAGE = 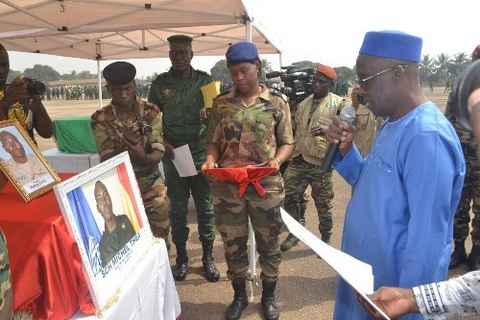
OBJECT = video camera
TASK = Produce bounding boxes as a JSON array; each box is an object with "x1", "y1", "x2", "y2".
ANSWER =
[{"x1": 266, "y1": 64, "x2": 315, "y2": 105}]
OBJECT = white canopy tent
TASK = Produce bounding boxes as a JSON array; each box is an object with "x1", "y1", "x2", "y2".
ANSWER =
[{"x1": 0, "y1": 0, "x2": 279, "y2": 106}]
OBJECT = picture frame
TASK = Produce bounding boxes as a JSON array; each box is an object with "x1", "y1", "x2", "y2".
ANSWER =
[
  {"x1": 53, "y1": 152, "x2": 154, "y2": 314},
  {"x1": 0, "y1": 120, "x2": 60, "y2": 202}
]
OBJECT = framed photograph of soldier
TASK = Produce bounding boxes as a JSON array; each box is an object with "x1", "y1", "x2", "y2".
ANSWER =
[
  {"x1": 0, "y1": 120, "x2": 60, "y2": 202},
  {"x1": 53, "y1": 152, "x2": 154, "y2": 312}
]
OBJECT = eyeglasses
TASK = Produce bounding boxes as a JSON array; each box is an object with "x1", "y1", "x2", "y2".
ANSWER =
[{"x1": 357, "y1": 64, "x2": 408, "y2": 86}]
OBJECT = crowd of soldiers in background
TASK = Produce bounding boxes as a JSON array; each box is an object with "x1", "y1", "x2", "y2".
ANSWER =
[{"x1": 43, "y1": 82, "x2": 150, "y2": 100}]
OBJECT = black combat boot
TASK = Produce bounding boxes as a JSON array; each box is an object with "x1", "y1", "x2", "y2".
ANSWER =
[
  {"x1": 280, "y1": 202, "x2": 305, "y2": 252},
  {"x1": 261, "y1": 280, "x2": 279, "y2": 320},
  {"x1": 225, "y1": 278, "x2": 248, "y2": 320},
  {"x1": 449, "y1": 240, "x2": 467, "y2": 270},
  {"x1": 171, "y1": 244, "x2": 189, "y2": 281},
  {"x1": 202, "y1": 240, "x2": 220, "y2": 282},
  {"x1": 468, "y1": 244, "x2": 480, "y2": 271}
]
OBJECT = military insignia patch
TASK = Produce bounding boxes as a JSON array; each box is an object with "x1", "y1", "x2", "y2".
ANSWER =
[{"x1": 162, "y1": 88, "x2": 176, "y2": 98}]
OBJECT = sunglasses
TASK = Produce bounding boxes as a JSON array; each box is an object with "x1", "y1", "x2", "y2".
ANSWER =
[{"x1": 357, "y1": 64, "x2": 409, "y2": 86}]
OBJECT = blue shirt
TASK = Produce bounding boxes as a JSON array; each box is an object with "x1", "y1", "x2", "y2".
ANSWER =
[{"x1": 333, "y1": 102, "x2": 465, "y2": 320}]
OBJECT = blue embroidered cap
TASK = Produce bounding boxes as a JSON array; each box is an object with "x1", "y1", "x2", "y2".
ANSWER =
[
  {"x1": 226, "y1": 41, "x2": 259, "y2": 65},
  {"x1": 359, "y1": 31, "x2": 423, "y2": 63}
]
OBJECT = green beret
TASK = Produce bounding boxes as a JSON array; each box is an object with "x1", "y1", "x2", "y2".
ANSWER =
[
  {"x1": 103, "y1": 61, "x2": 136, "y2": 85},
  {"x1": 167, "y1": 35, "x2": 193, "y2": 46}
]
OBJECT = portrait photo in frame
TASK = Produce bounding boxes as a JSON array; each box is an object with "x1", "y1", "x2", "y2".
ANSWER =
[
  {"x1": 0, "y1": 120, "x2": 60, "y2": 202},
  {"x1": 54, "y1": 152, "x2": 154, "y2": 313}
]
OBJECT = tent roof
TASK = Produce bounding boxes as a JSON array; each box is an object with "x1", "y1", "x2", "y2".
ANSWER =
[{"x1": 0, "y1": 0, "x2": 280, "y2": 60}]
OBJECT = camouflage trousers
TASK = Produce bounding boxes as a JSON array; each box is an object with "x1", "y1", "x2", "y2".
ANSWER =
[
  {"x1": 211, "y1": 174, "x2": 284, "y2": 281},
  {"x1": 284, "y1": 156, "x2": 333, "y2": 238},
  {"x1": 137, "y1": 170, "x2": 170, "y2": 242},
  {"x1": 453, "y1": 141, "x2": 480, "y2": 245}
]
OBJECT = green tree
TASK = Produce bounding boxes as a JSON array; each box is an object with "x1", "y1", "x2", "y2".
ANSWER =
[{"x1": 23, "y1": 64, "x2": 61, "y2": 81}]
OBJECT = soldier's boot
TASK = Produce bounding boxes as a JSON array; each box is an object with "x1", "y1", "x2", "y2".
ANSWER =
[
  {"x1": 201, "y1": 240, "x2": 220, "y2": 282},
  {"x1": 468, "y1": 244, "x2": 480, "y2": 271},
  {"x1": 171, "y1": 244, "x2": 189, "y2": 281},
  {"x1": 225, "y1": 278, "x2": 248, "y2": 320},
  {"x1": 321, "y1": 230, "x2": 332, "y2": 244},
  {"x1": 449, "y1": 240, "x2": 467, "y2": 270},
  {"x1": 280, "y1": 202, "x2": 305, "y2": 252},
  {"x1": 261, "y1": 280, "x2": 279, "y2": 320}
]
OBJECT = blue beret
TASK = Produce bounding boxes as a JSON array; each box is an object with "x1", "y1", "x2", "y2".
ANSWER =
[
  {"x1": 359, "y1": 31, "x2": 423, "y2": 63},
  {"x1": 226, "y1": 42, "x2": 259, "y2": 65},
  {"x1": 103, "y1": 61, "x2": 136, "y2": 85}
]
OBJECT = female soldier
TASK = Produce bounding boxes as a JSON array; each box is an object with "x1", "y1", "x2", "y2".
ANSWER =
[{"x1": 202, "y1": 42, "x2": 294, "y2": 320}]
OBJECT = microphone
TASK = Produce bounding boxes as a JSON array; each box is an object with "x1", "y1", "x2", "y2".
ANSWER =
[{"x1": 320, "y1": 105, "x2": 356, "y2": 171}]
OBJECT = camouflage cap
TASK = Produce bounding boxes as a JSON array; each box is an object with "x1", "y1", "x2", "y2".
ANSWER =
[
  {"x1": 167, "y1": 35, "x2": 193, "y2": 46},
  {"x1": 103, "y1": 61, "x2": 136, "y2": 85}
]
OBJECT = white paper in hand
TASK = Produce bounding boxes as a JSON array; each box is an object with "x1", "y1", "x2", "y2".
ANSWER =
[
  {"x1": 172, "y1": 145, "x2": 197, "y2": 177},
  {"x1": 280, "y1": 208, "x2": 391, "y2": 320}
]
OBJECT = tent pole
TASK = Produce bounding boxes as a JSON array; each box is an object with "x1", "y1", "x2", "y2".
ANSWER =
[
  {"x1": 97, "y1": 59, "x2": 103, "y2": 108},
  {"x1": 279, "y1": 52, "x2": 283, "y2": 68},
  {"x1": 245, "y1": 18, "x2": 253, "y2": 42}
]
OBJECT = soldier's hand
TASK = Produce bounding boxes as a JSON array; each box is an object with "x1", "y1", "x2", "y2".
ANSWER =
[
  {"x1": 311, "y1": 125, "x2": 328, "y2": 136},
  {"x1": 164, "y1": 143, "x2": 175, "y2": 160},
  {"x1": 142, "y1": 189, "x2": 157, "y2": 209},
  {"x1": 325, "y1": 117, "x2": 354, "y2": 156},
  {"x1": 201, "y1": 159, "x2": 217, "y2": 172},
  {"x1": 123, "y1": 131, "x2": 147, "y2": 162}
]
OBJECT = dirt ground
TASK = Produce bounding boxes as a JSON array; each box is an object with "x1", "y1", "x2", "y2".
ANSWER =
[{"x1": 36, "y1": 88, "x2": 475, "y2": 319}]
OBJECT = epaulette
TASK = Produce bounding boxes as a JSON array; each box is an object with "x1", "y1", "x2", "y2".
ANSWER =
[{"x1": 270, "y1": 88, "x2": 288, "y2": 103}]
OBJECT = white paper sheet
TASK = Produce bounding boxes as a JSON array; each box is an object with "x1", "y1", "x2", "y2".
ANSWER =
[
  {"x1": 172, "y1": 145, "x2": 197, "y2": 177},
  {"x1": 280, "y1": 208, "x2": 391, "y2": 320}
]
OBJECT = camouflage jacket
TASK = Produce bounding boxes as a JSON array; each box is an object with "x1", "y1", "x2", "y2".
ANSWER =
[
  {"x1": 293, "y1": 93, "x2": 347, "y2": 165},
  {"x1": 0, "y1": 90, "x2": 34, "y2": 140},
  {"x1": 91, "y1": 98, "x2": 164, "y2": 176},
  {"x1": 207, "y1": 85, "x2": 294, "y2": 168}
]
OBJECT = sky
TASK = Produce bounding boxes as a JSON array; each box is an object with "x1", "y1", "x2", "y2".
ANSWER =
[{"x1": 7, "y1": 0, "x2": 480, "y2": 78}]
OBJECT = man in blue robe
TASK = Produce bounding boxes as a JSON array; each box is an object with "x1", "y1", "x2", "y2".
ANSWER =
[{"x1": 326, "y1": 31, "x2": 466, "y2": 320}]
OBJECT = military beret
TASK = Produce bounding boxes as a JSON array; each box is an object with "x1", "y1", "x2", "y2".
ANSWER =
[
  {"x1": 359, "y1": 31, "x2": 423, "y2": 63},
  {"x1": 316, "y1": 64, "x2": 337, "y2": 80},
  {"x1": 103, "y1": 61, "x2": 136, "y2": 85},
  {"x1": 226, "y1": 41, "x2": 259, "y2": 65},
  {"x1": 167, "y1": 35, "x2": 193, "y2": 45}
]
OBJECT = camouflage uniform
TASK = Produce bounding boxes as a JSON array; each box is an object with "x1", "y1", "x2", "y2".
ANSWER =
[
  {"x1": 91, "y1": 98, "x2": 170, "y2": 241},
  {"x1": 0, "y1": 90, "x2": 35, "y2": 141},
  {"x1": 148, "y1": 69, "x2": 216, "y2": 249},
  {"x1": 446, "y1": 97, "x2": 480, "y2": 246},
  {"x1": 99, "y1": 215, "x2": 135, "y2": 267},
  {"x1": 354, "y1": 103, "x2": 379, "y2": 157},
  {"x1": 207, "y1": 85, "x2": 294, "y2": 281},
  {"x1": 282, "y1": 93, "x2": 346, "y2": 247},
  {"x1": 445, "y1": 59, "x2": 480, "y2": 270},
  {"x1": 0, "y1": 230, "x2": 12, "y2": 320}
]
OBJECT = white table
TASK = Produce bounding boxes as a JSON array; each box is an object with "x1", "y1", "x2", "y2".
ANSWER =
[
  {"x1": 42, "y1": 148, "x2": 100, "y2": 173},
  {"x1": 73, "y1": 240, "x2": 181, "y2": 320}
]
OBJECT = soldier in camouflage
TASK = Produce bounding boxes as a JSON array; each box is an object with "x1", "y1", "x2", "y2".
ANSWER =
[
  {"x1": 148, "y1": 35, "x2": 219, "y2": 283},
  {"x1": 202, "y1": 42, "x2": 294, "y2": 320},
  {"x1": 91, "y1": 62, "x2": 170, "y2": 248},
  {"x1": 0, "y1": 230, "x2": 12, "y2": 320},
  {"x1": 447, "y1": 46, "x2": 480, "y2": 271},
  {"x1": 280, "y1": 64, "x2": 346, "y2": 252}
]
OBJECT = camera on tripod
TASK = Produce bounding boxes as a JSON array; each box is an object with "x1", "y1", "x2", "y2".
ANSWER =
[{"x1": 266, "y1": 64, "x2": 315, "y2": 105}]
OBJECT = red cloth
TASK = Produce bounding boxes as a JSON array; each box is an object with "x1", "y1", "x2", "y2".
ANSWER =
[
  {"x1": 0, "y1": 173, "x2": 95, "y2": 320},
  {"x1": 204, "y1": 167, "x2": 277, "y2": 197}
]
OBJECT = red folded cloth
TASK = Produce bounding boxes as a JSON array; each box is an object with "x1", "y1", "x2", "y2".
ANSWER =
[{"x1": 204, "y1": 167, "x2": 277, "y2": 198}]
